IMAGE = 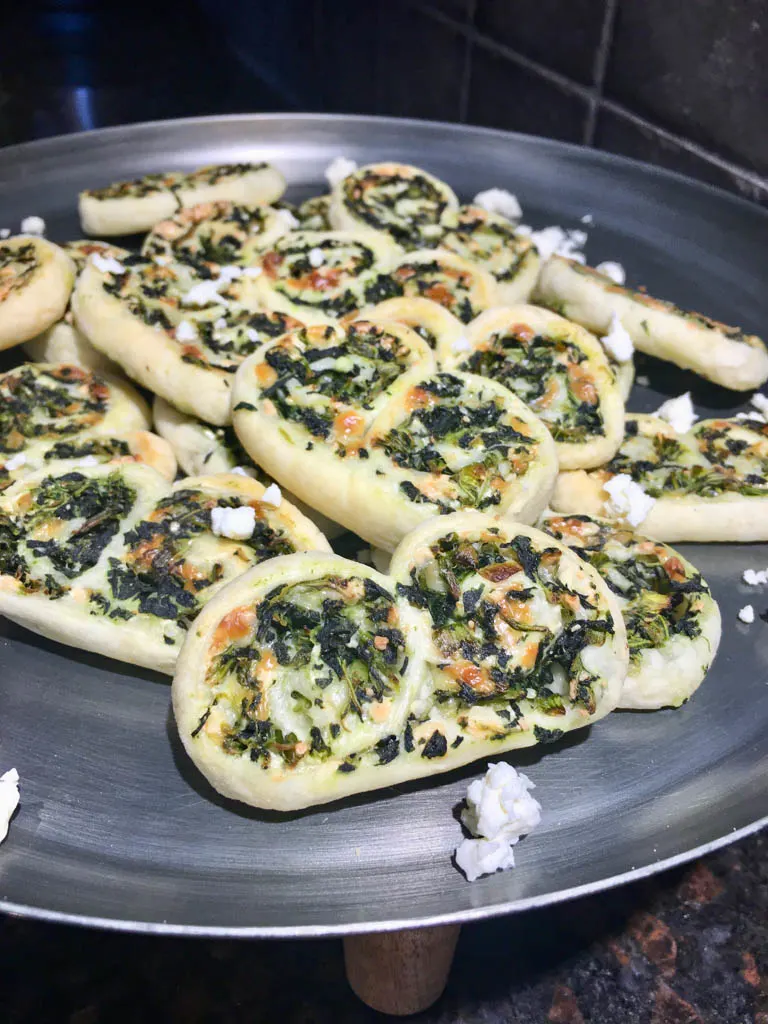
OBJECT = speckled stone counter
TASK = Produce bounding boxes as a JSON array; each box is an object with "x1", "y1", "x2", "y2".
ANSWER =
[{"x1": 2, "y1": 829, "x2": 765, "y2": 1023}]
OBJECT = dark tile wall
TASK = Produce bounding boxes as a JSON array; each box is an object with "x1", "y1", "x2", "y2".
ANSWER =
[{"x1": 1, "y1": 0, "x2": 766, "y2": 207}]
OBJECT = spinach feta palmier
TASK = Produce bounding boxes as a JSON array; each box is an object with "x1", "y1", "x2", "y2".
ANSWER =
[
  {"x1": 438, "y1": 205, "x2": 540, "y2": 305},
  {"x1": 172, "y1": 554, "x2": 433, "y2": 810},
  {"x1": 539, "y1": 513, "x2": 720, "y2": 710},
  {"x1": 79, "y1": 162, "x2": 286, "y2": 237},
  {"x1": 142, "y1": 201, "x2": 288, "y2": 268},
  {"x1": 552, "y1": 413, "x2": 768, "y2": 541},
  {"x1": 0, "y1": 430, "x2": 176, "y2": 494},
  {"x1": 441, "y1": 305, "x2": 624, "y2": 470},
  {"x1": 328, "y1": 162, "x2": 459, "y2": 251},
  {"x1": 256, "y1": 229, "x2": 398, "y2": 326},
  {"x1": 24, "y1": 241, "x2": 129, "y2": 371},
  {"x1": 351, "y1": 296, "x2": 465, "y2": 351},
  {"x1": 361, "y1": 371, "x2": 558, "y2": 550},
  {"x1": 296, "y1": 195, "x2": 332, "y2": 230},
  {"x1": 387, "y1": 514, "x2": 627, "y2": 757},
  {"x1": 152, "y1": 396, "x2": 345, "y2": 540},
  {"x1": 73, "y1": 254, "x2": 301, "y2": 425},
  {"x1": 0, "y1": 237, "x2": 75, "y2": 350},
  {"x1": 0, "y1": 363, "x2": 150, "y2": 455},
  {"x1": 376, "y1": 250, "x2": 498, "y2": 324},
  {"x1": 0, "y1": 465, "x2": 331, "y2": 673},
  {"x1": 537, "y1": 256, "x2": 768, "y2": 391}
]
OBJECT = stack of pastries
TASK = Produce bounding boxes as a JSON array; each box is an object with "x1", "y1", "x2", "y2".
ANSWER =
[{"x1": 0, "y1": 157, "x2": 765, "y2": 811}]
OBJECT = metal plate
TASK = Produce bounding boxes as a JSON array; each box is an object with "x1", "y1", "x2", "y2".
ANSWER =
[{"x1": 0, "y1": 114, "x2": 766, "y2": 936}]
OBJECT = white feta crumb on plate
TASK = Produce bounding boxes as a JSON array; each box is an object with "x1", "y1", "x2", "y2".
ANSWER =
[
  {"x1": 455, "y1": 837, "x2": 516, "y2": 883},
  {"x1": 21, "y1": 215, "x2": 45, "y2": 235},
  {"x1": 4, "y1": 453, "x2": 26, "y2": 471},
  {"x1": 595, "y1": 260, "x2": 626, "y2": 285},
  {"x1": 603, "y1": 474, "x2": 656, "y2": 527},
  {"x1": 325, "y1": 156, "x2": 358, "y2": 188},
  {"x1": 275, "y1": 208, "x2": 300, "y2": 231},
  {"x1": 520, "y1": 225, "x2": 587, "y2": 263},
  {"x1": 210, "y1": 505, "x2": 255, "y2": 540},
  {"x1": 580, "y1": 213, "x2": 594, "y2": 225},
  {"x1": 182, "y1": 279, "x2": 226, "y2": 307},
  {"x1": 454, "y1": 762, "x2": 541, "y2": 882},
  {"x1": 751, "y1": 393, "x2": 768, "y2": 416},
  {"x1": 738, "y1": 604, "x2": 756, "y2": 624},
  {"x1": 743, "y1": 568, "x2": 768, "y2": 586},
  {"x1": 78, "y1": 455, "x2": 100, "y2": 467},
  {"x1": 242, "y1": 266, "x2": 262, "y2": 278},
  {"x1": 451, "y1": 336, "x2": 472, "y2": 353},
  {"x1": 472, "y1": 188, "x2": 522, "y2": 221},
  {"x1": 601, "y1": 313, "x2": 634, "y2": 362},
  {"x1": 735, "y1": 410, "x2": 767, "y2": 423},
  {"x1": 308, "y1": 247, "x2": 325, "y2": 268},
  {"x1": 230, "y1": 466, "x2": 256, "y2": 478},
  {"x1": 260, "y1": 483, "x2": 282, "y2": 507},
  {"x1": 175, "y1": 319, "x2": 198, "y2": 342},
  {"x1": 654, "y1": 392, "x2": 698, "y2": 434},
  {"x1": 0, "y1": 768, "x2": 20, "y2": 844},
  {"x1": 0, "y1": 228, "x2": 10, "y2": 239},
  {"x1": 636, "y1": 374, "x2": 650, "y2": 387},
  {"x1": 91, "y1": 252, "x2": 126, "y2": 275}
]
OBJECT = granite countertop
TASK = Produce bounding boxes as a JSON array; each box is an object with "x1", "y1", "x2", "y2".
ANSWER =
[{"x1": 2, "y1": 829, "x2": 765, "y2": 1022}]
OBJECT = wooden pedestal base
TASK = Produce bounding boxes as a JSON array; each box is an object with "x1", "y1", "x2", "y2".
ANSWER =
[{"x1": 343, "y1": 923, "x2": 461, "y2": 1016}]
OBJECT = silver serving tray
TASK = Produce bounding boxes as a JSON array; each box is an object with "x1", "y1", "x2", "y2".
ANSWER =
[{"x1": 0, "y1": 114, "x2": 766, "y2": 936}]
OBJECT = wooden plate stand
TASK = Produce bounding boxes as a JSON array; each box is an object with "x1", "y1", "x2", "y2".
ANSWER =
[{"x1": 344, "y1": 924, "x2": 461, "y2": 1015}]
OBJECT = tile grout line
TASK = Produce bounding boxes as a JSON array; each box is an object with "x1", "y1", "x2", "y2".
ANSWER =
[
  {"x1": 584, "y1": 0, "x2": 619, "y2": 147},
  {"x1": 458, "y1": 0, "x2": 478, "y2": 122},
  {"x1": 600, "y1": 97, "x2": 768, "y2": 194},
  {"x1": 404, "y1": 0, "x2": 768, "y2": 197}
]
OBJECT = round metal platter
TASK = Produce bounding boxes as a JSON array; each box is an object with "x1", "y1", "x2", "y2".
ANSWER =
[{"x1": 0, "y1": 114, "x2": 766, "y2": 937}]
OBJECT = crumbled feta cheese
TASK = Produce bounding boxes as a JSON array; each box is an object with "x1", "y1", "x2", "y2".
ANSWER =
[
  {"x1": 230, "y1": 466, "x2": 254, "y2": 477},
  {"x1": 245, "y1": 327, "x2": 260, "y2": 344},
  {"x1": 472, "y1": 188, "x2": 522, "y2": 221},
  {"x1": 751, "y1": 393, "x2": 768, "y2": 416},
  {"x1": 603, "y1": 474, "x2": 656, "y2": 527},
  {"x1": 455, "y1": 763, "x2": 541, "y2": 882},
  {"x1": 260, "y1": 483, "x2": 282, "y2": 507},
  {"x1": 526, "y1": 687, "x2": 536, "y2": 699},
  {"x1": 4, "y1": 453, "x2": 26, "y2": 471},
  {"x1": 169, "y1": 521, "x2": 180, "y2": 534},
  {"x1": 601, "y1": 313, "x2": 634, "y2": 362},
  {"x1": 91, "y1": 252, "x2": 126, "y2": 275},
  {"x1": 743, "y1": 568, "x2": 768, "y2": 586},
  {"x1": 153, "y1": 255, "x2": 169, "y2": 266},
  {"x1": 182, "y1": 279, "x2": 227, "y2": 307},
  {"x1": 455, "y1": 837, "x2": 517, "y2": 883},
  {"x1": 309, "y1": 357, "x2": 339, "y2": 373},
  {"x1": 654, "y1": 392, "x2": 698, "y2": 434},
  {"x1": 242, "y1": 266, "x2": 262, "y2": 278},
  {"x1": 210, "y1": 505, "x2": 255, "y2": 540},
  {"x1": 738, "y1": 604, "x2": 756, "y2": 624},
  {"x1": 275, "y1": 208, "x2": 300, "y2": 231},
  {"x1": 636, "y1": 374, "x2": 650, "y2": 387},
  {"x1": 451, "y1": 336, "x2": 472, "y2": 353},
  {"x1": 0, "y1": 228, "x2": 10, "y2": 239},
  {"x1": 735, "y1": 410, "x2": 767, "y2": 423},
  {"x1": 520, "y1": 225, "x2": 587, "y2": 263},
  {"x1": 595, "y1": 260, "x2": 626, "y2": 285},
  {"x1": 214, "y1": 317, "x2": 228, "y2": 330},
  {"x1": 580, "y1": 213, "x2": 594, "y2": 225},
  {"x1": 78, "y1": 455, "x2": 100, "y2": 467},
  {"x1": 325, "y1": 156, "x2": 358, "y2": 188},
  {"x1": 21, "y1": 215, "x2": 45, "y2": 235},
  {"x1": 308, "y1": 247, "x2": 325, "y2": 268},
  {"x1": 0, "y1": 769, "x2": 20, "y2": 844},
  {"x1": 175, "y1": 319, "x2": 198, "y2": 342},
  {"x1": 217, "y1": 265, "x2": 242, "y2": 283}
]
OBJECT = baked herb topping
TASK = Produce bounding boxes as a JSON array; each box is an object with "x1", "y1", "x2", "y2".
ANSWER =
[
  {"x1": 342, "y1": 167, "x2": 453, "y2": 249},
  {"x1": 457, "y1": 326, "x2": 605, "y2": 443}
]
